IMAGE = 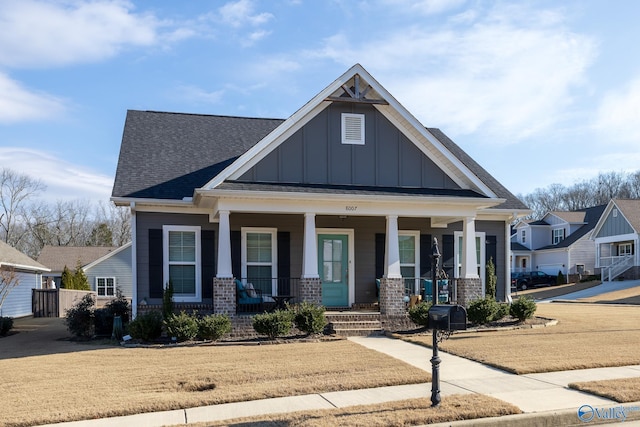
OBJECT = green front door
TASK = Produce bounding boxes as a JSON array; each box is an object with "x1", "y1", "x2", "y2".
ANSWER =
[{"x1": 318, "y1": 234, "x2": 349, "y2": 307}]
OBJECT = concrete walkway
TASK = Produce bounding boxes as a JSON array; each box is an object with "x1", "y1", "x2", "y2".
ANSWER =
[
  {"x1": 39, "y1": 335, "x2": 640, "y2": 427},
  {"x1": 540, "y1": 279, "x2": 640, "y2": 302}
]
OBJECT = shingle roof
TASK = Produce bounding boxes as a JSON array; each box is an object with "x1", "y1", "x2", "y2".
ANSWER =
[
  {"x1": 613, "y1": 199, "x2": 640, "y2": 233},
  {"x1": 112, "y1": 111, "x2": 282, "y2": 200},
  {"x1": 536, "y1": 204, "x2": 607, "y2": 250},
  {"x1": 0, "y1": 241, "x2": 49, "y2": 272},
  {"x1": 112, "y1": 111, "x2": 527, "y2": 211},
  {"x1": 549, "y1": 211, "x2": 586, "y2": 223},
  {"x1": 37, "y1": 246, "x2": 119, "y2": 274}
]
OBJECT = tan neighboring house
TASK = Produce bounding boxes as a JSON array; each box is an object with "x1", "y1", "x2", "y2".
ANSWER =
[{"x1": 37, "y1": 244, "x2": 133, "y2": 304}]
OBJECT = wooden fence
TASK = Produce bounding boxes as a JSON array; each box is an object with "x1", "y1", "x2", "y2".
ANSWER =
[{"x1": 32, "y1": 289, "x2": 97, "y2": 318}]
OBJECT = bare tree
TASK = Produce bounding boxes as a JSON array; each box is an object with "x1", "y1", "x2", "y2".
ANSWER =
[
  {"x1": 0, "y1": 266, "x2": 20, "y2": 313},
  {"x1": 0, "y1": 168, "x2": 45, "y2": 247}
]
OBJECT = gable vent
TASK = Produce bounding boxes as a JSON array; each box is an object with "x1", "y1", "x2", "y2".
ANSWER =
[{"x1": 342, "y1": 113, "x2": 365, "y2": 145}]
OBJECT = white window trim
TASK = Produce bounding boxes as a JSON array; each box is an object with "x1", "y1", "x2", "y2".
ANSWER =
[
  {"x1": 241, "y1": 227, "x2": 278, "y2": 295},
  {"x1": 399, "y1": 230, "x2": 420, "y2": 294},
  {"x1": 619, "y1": 242, "x2": 633, "y2": 256},
  {"x1": 454, "y1": 231, "x2": 486, "y2": 295},
  {"x1": 163, "y1": 225, "x2": 202, "y2": 303},
  {"x1": 553, "y1": 228, "x2": 564, "y2": 245},
  {"x1": 96, "y1": 276, "x2": 116, "y2": 298},
  {"x1": 341, "y1": 113, "x2": 365, "y2": 145}
]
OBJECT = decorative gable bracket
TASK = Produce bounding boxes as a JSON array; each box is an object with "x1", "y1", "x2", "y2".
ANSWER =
[{"x1": 326, "y1": 74, "x2": 388, "y2": 105}]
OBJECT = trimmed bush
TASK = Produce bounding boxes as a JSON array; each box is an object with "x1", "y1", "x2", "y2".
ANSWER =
[
  {"x1": 105, "y1": 290, "x2": 130, "y2": 324},
  {"x1": 293, "y1": 302, "x2": 326, "y2": 335},
  {"x1": 0, "y1": 316, "x2": 13, "y2": 336},
  {"x1": 557, "y1": 271, "x2": 566, "y2": 285},
  {"x1": 128, "y1": 310, "x2": 163, "y2": 341},
  {"x1": 408, "y1": 301, "x2": 433, "y2": 327},
  {"x1": 510, "y1": 296, "x2": 537, "y2": 322},
  {"x1": 467, "y1": 297, "x2": 500, "y2": 325},
  {"x1": 165, "y1": 311, "x2": 199, "y2": 342},
  {"x1": 64, "y1": 294, "x2": 95, "y2": 338},
  {"x1": 253, "y1": 309, "x2": 295, "y2": 339},
  {"x1": 93, "y1": 308, "x2": 113, "y2": 337},
  {"x1": 198, "y1": 314, "x2": 232, "y2": 341},
  {"x1": 493, "y1": 303, "x2": 510, "y2": 322}
]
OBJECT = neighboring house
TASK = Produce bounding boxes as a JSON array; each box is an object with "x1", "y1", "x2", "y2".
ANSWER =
[
  {"x1": 111, "y1": 64, "x2": 529, "y2": 321},
  {"x1": 592, "y1": 199, "x2": 640, "y2": 281},
  {"x1": 0, "y1": 240, "x2": 50, "y2": 318},
  {"x1": 511, "y1": 205, "x2": 606, "y2": 280},
  {"x1": 37, "y1": 244, "x2": 132, "y2": 303}
]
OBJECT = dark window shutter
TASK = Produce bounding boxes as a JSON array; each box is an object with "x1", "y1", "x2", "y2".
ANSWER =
[
  {"x1": 375, "y1": 233, "x2": 385, "y2": 279},
  {"x1": 486, "y1": 235, "x2": 497, "y2": 271},
  {"x1": 201, "y1": 230, "x2": 215, "y2": 299},
  {"x1": 277, "y1": 232, "x2": 290, "y2": 294},
  {"x1": 442, "y1": 235, "x2": 454, "y2": 277},
  {"x1": 563, "y1": 229, "x2": 566, "y2": 240},
  {"x1": 420, "y1": 234, "x2": 432, "y2": 277},
  {"x1": 148, "y1": 229, "x2": 163, "y2": 299},
  {"x1": 231, "y1": 230, "x2": 241, "y2": 279}
]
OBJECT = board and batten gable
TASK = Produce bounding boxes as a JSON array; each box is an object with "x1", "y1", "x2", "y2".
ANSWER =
[
  {"x1": 596, "y1": 208, "x2": 635, "y2": 238},
  {"x1": 238, "y1": 103, "x2": 459, "y2": 189}
]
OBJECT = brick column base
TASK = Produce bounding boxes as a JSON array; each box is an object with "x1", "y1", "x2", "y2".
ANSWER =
[
  {"x1": 380, "y1": 277, "x2": 404, "y2": 316},
  {"x1": 299, "y1": 277, "x2": 322, "y2": 305},
  {"x1": 457, "y1": 277, "x2": 483, "y2": 307},
  {"x1": 213, "y1": 277, "x2": 236, "y2": 316}
]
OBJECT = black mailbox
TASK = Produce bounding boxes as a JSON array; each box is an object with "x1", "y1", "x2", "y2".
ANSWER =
[{"x1": 428, "y1": 305, "x2": 467, "y2": 331}]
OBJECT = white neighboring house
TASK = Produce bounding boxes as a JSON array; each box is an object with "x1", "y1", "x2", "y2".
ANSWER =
[
  {"x1": 592, "y1": 199, "x2": 640, "y2": 282},
  {"x1": 0, "y1": 240, "x2": 50, "y2": 318},
  {"x1": 511, "y1": 205, "x2": 607, "y2": 280}
]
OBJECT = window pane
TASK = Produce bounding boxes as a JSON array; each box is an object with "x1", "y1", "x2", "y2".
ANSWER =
[
  {"x1": 247, "y1": 265, "x2": 272, "y2": 294},
  {"x1": 169, "y1": 231, "x2": 196, "y2": 262},
  {"x1": 169, "y1": 265, "x2": 196, "y2": 294},
  {"x1": 399, "y1": 235, "x2": 415, "y2": 264},
  {"x1": 247, "y1": 233, "x2": 271, "y2": 263}
]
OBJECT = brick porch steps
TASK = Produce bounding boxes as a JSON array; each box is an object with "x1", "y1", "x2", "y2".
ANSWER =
[{"x1": 324, "y1": 312, "x2": 383, "y2": 336}]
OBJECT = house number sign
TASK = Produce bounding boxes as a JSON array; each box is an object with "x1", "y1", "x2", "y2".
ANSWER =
[{"x1": 345, "y1": 206, "x2": 357, "y2": 211}]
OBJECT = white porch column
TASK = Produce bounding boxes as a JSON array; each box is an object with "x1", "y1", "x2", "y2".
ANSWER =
[
  {"x1": 302, "y1": 213, "x2": 319, "y2": 278},
  {"x1": 505, "y1": 221, "x2": 513, "y2": 303},
  {"x1": 216, "y1": 210, "x2": 233, "y2": 278},
  {"x1": 461, "y1": 216, "x2": 479, "y2": 279},
  {"x1": 385, "y1": 215, "x2": 402, "y2": 279}
]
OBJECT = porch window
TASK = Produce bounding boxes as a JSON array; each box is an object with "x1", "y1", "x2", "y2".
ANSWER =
[
  {"x1": 96, "y1": 277, "x2": 115, "y2": 297},
  {"x1": 619, "y1": 243, "x2": 633, "y2": 256},
  {"x1": 553, "y1": 228, "x2": 564, "y2": 245},
  {"x1": 454, "y1": 232, "x2": 486, "y2": 289},
  {"x1": 399, "y1": 231, "x2": 419, "y2": 295},
  {"x1": 163, "y1": 225, "x2": 201, "y2": 302},
  {"x1": 242, "y1": 228, "x2": 277, "y2": 295}
]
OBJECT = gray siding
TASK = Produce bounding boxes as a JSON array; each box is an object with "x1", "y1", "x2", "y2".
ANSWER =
[
  {"x1": 569, "y1": 237, "x2": 597, "y2": 275},
  {"x1": 87, "y1": 245, "x2": 133, "y2": 300},
  {"x1": 1, "y1": 271, "x2": 40, "y2": 318},
  {"x1": 597, "y1": 210, "x2": 634, "y2": 238},
  {"x1": 240, "y1": 104, "x2": 459, "y2": 190}
]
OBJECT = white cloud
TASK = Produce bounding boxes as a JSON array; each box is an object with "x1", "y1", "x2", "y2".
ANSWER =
[
  {"x1": 0, "y1": 147, "x2": 113, "y2": 203},
  {"x1": 0, "y1": 72, "x2": 66, "y2": 123},
  {"x1": 594, "y1": 77, "x2": 640, "y2": 144},
  {"x1": 177, "y1": 85, "x2": 225, "y2": 105},
  {"x1": 0, "y1": 0, "x2": 159, "y2": 68},
  {"x1": 304, "y1": 3, "x2": 597, "y2": 143},
  {"x1": 219, "y1": 0, "x2": 274, "y2": 28}
]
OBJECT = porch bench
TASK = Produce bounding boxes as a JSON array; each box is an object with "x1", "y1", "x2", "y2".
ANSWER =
[{"x1": 235, "y1": 280, "x2": 263, "y2": 313}]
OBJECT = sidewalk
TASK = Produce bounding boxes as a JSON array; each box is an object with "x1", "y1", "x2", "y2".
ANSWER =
[{"x1": 40, "y1": 335, "x2": 640, "y2": 427}]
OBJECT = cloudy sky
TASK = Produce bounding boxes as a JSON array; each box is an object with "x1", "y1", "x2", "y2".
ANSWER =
[{"x1": 1, "y1": 0, "x2": 640, "y2": 204}]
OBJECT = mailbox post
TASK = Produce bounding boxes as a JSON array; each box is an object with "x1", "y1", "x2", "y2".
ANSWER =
[{"x1": 430, "y1": 238, "x2": 441, "y2": 407}]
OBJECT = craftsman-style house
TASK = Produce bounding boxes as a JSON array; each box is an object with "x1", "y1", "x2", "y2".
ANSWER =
[{"x1": 111, "y1": 64, "x2": 528, "y2": 323}]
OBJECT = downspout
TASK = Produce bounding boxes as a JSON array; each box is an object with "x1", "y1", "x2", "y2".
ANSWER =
[{"x1": 130, "y1": 202, "x2": 138, "y2": 319}]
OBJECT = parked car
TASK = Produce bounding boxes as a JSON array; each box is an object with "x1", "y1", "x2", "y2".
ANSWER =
[{"x1": 511, "y1": 271, "x2": 557, "y2": 291}]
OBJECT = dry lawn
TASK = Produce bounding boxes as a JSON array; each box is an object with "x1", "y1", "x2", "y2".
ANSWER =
[
  {"x1": 195, "y1": 394, "x2": 521, "y2": 427},
  {"x1": 569, "y1": 378, "x2": 640, "y2": 403},
  {"x1": 1, "y1": 340, "x2": 429, "y2": 427},
  {"x1": 403, "y1": 303, "x2": 640, "y2": 374}
]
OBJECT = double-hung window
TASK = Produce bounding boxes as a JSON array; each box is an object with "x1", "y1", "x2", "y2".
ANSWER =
[
  {"x1": 553, "y1": 228, "x2": 564, "y2": 245},
  {"x1": 399, "y1": 231, "x2": 419, "y2": 295},
  {"x1": 96, "y1": 277, "x2": 115, "y2": 297},
  {"x1": 163, "y1": 225, "x2": 201, "y2": 302},
  {"x1": 242, "y1": 228, "x2": 277, "y2": 295}
]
